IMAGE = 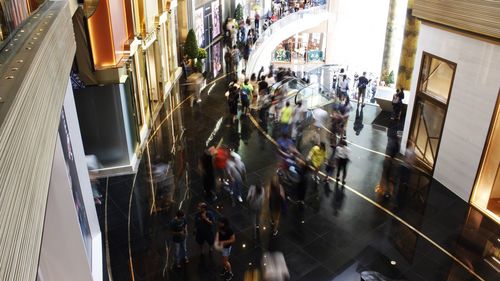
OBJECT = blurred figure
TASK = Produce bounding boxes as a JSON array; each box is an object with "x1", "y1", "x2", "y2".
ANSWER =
[
  {"x1": 215, "y1": 217, "x2": 236, "y2": 280},
  {"x1": 312, "y1": 107, "x2": 328, "y2": 144},
  {"x1": 241, "y1": 78, "x2": 253, "y2": 115},
  {"x1": 187, "y1": 68, "x2": 204, "y2": 106},
  {"x1": 194, "y1": 202, "x2": 216, "y2": 254},
  {"x1": 169, "y1": 210, "x2": 189, "y2": 268},
  {"x1": 262, "y1": 252, "x2": 290, "y2": 281},
  {"x1": 279, "y1": 101, "x2": 293, "y2": 135},
  {"x1": 335, "y1": 139, "x2": 351, "y2": 185},
  {"x1": 227, "y1": 83, "x2": 240, "y2": 124},
  {"x1": 291, "y1": 100, "x2": 306, "y2": 143},
  {"x1": 227, "y1": 151, "x2": 245, "y2": 203},
  {"x1": 209, "y1": 145, "x2": 230, "y2": 187},
  {"x1": 199, "y1": 149, "x2": 217, "y2": 201},
  {"x1": 247, "y1": 183, "x2": 265, "y2": 234},
  {"x1": 269, "y1": 176, "x2": 286, "y2": 236},
  {"x1": 353, "y1": 105, "x2": 364, "y2": 136}
]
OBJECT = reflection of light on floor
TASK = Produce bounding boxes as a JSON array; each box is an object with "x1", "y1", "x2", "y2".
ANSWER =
[{"x1": 390, "y1": 260, "x2": 397, "y2": 265}]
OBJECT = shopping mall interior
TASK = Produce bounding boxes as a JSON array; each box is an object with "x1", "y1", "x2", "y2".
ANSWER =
[{"x1": 0, "y1": 0, "x2": 499, "y2": 281}]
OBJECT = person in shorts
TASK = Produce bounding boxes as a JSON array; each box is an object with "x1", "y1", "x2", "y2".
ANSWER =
[{"x1": 216, "y1": 217, "x2": 235, "y2": 280}]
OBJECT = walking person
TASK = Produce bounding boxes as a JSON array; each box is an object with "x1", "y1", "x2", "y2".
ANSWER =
[
  {"x1": 250, "y1": 73, "x2": 259, "y2": 110},
  {"x1": 357, "y1": 72, "x2": 370, "y2": 107},
  {"x1": 269, "y1": 176, "x2": 285, "y2": 236},
  {"x1": 335, "y1": 139, "x2": 351, "y2": 185},
  {"x1": 194, "y1": 202, "x2": 216, "y2": 255},
  {"x1": 240, "y1": 78, "x2": 253, "y2": 115},
  {"x1": 255, "y1": 12, "x2": 260, "y2": 31},
  {"x1": 215, "y1": 217, "x2": 236, "y2": 280},
  {"x1": 226, "y1": 154, "x2": 245, "y2": 203},
  {"x1": 339, "y1": 74, "x2": 349, "y2": 98},
  {"x1": 169, "y1": 210, "x2": 189, "y2": 268},
  {"x1": 291, "y1": 100, "x2": 306, "y2": 144},
  {"x1": 307, "y1": 142, "x2": 327, "y2": 182},
  {"x1": 246, "y1": 183, "x2": 265, "y2": 237},
  {"x1": 227, "y1": 83, "x2": 240, "y2": 124},
  {"x1": 279, "y1": 101, "x2": 293, "y2": 134}
]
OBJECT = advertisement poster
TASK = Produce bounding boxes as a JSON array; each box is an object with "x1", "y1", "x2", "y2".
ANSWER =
[
  {"x1": 194, "y1": 8, "x2": 205, "y2": 46},
  {"x1": 212, "y1": 41, "x2": 222, "y2": 78},
  {"x1": 211, "y1": 1, "x2": 221, "y2": 39},
  {"x1": 59, "y1": 108, "x2": 93, "y2": 265}
]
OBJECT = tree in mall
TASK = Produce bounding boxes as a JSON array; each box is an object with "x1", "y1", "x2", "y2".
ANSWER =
[
  {"x1": 184, "y1": 29, "x2": 199, "y2": 60},
  {"x1": 235, "y1": 4, "x2": 244, "y2": 22}
]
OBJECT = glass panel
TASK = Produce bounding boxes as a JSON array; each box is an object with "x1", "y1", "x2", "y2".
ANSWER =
[
  {"x1": 472, "y1": 98, "x2": 500, "y2": 221},
  {"x1": 409, "y1": 98, "x2": 446, "y2": 171},
  {"x1": 419, "y1": 55, "x2": 455, "y2": 104}
]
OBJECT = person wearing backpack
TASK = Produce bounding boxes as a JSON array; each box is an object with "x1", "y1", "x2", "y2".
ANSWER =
[{"x1": 240, "y1": 78, "x2": 253, "y2": 115}]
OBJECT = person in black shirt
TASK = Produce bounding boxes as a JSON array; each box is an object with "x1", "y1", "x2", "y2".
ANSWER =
[
  {"x1": 391, "y1": 88, "x2": 405, "y2": 120},
  {"x1": 357, "y1": 72, "x2": 371, "y2": 107},
  {"x1": 216, "y1": 217, "x2": 235, "y2": 280},
  {"x1": 194, "y1": 203, "x2": 216, "y2": 254},
  {"x1": 169, "y1": 210, "x2": 188, "y2": 267}
]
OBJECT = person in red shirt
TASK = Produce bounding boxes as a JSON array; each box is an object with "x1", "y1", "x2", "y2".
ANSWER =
[{"x1": 209, "y1": 146, "x2": 230, "y2": 186}]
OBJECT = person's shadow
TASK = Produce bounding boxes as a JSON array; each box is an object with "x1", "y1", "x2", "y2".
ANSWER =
[{"x1": 353, "y1": 105, "x2": 364, "y2": 136}]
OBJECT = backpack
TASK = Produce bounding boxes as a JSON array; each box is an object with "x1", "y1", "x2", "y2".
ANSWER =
[{"x1": 392, "y1": 93, "x2": 400, "y2": 104}]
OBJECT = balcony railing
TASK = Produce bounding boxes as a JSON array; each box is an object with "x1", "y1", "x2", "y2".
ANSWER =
[{"x1": 247, "y1": 5, "x2": 329, "y2": 75}]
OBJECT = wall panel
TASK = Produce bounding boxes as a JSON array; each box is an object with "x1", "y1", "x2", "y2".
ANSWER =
[{"x1": 413, "y1": 0, "x2": 500, "y2": 39}]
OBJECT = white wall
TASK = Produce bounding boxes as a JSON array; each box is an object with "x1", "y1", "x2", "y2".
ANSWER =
[
  {"x1": 326, "y1": 0, "x2": 390, "y2": 74},
  {"x1": 402, "y1": 23, "x2": 500, "y2": 201},
  {"x1": 37, "y1": 137, "x2": 94, "y2": 281},
  {"x1": 38, "y1": 81, "x2": 102, "y2": 281}
]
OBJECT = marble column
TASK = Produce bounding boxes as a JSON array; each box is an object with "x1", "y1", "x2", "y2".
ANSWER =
[
  {"x1": 324, "y1": 0, "x2": 340, "y2": 64},
  {"x1": 380, "y1": 0, "x2": 398, "y2": 86},
  {"x1": 396, "y1": 0, "x2": 420, "y2": 90}
]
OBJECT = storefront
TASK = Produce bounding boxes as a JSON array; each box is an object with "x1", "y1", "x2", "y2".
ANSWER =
[
  {"x1": 194, "y1": 0, "x2": 221, "y2": 48},
  {"x1": 471, "y1": 95, "x2": 500, "y2": 223}
]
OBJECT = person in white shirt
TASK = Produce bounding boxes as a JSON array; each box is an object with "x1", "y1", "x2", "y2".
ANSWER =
[
  {"x1": 339, "y1": 74, "x2": 349, "y2": 98},
  {"x1": 335, "y1": 139, "x2": 351, "y2": 185},
  {"x1": 265, "y1": 72, "x2": 276, "y2": 86},
  {"x1": 291, "y1": 100, "x2": 307, "y2": 141},
  {"x1": 312, "y1": 107, "x2": 328, "y2": 144}
]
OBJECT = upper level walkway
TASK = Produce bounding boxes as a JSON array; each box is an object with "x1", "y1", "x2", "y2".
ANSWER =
[{"x1": 246, "y1": 5, "x2": 331, "y2": 77}]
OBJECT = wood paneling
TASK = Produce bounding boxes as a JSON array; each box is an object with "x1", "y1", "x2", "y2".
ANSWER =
[
  {"x1": 0, "y1": 1, "x2": 76, "y2": 280},
  {"x1": 413, "y1": 0, "x2": 500, "y2": 39}
]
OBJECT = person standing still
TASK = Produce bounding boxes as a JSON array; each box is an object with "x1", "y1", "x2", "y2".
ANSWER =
[
  {"x1": 357, "y1": 72, "x2": 370, "y2": 107},
  {"x1": 194, "y1": 203, "x2": 216, "y2": 254},
  {"x1": 216, "y1": 217, "x2": 236, "y2": 280},
  {"x1": 335, "y1": 139, "x2": 351, "y2": 185},
  {"x1": 391, "y1": 88, "x2": 405, "y2": 120},
  {"x1": 255, "y1": 12, "x2": 260, "y2": 32},
  {"x1": 169, "y1": 210, "x2": 189, "y2": 268}
]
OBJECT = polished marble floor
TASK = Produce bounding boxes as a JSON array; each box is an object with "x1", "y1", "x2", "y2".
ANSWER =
[{"x1": 96, "y1": 74, "x2": 499, "y2": 281}]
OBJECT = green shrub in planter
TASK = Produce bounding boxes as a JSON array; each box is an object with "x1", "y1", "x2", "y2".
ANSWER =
[
  {"x1": 198, "y1": 48, "x2": 207, "y2": 59},
  {"x1": 184, "y1": 29, "x2": 199, "y2": 60},
  {"x1": 195, "y1": 60, "x2": 203, "y2": 72},
  {"x1": 235, "y1": 4, "x2": 244, "y2": 21}
]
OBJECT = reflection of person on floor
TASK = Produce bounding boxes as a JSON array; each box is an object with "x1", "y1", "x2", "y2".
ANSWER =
[
  {"x1": 353, "y1": 105, "x2": 364, "y2": 136},
  {"x1": 199, "y1": 149, "x2": 217, "y2": 201},
  {"x1": 335, "y1": 139, "x2": 350, "y2": 185},
  {"x1": 169, "y1": 210, "x2": 189, "y2": 268},
  {"x1": 194, "y1": 203, "x2": 216, "y2": 254}
]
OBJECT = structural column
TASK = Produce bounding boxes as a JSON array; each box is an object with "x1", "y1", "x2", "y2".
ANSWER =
[
  {"x1": 380, "y1": 0, "x2": 398, "y2": 85},
  {"x1": 396, "y1": 0, "x2": 420, "y2": 90},
  {"x1": 324, "y1": 0, "x2": 340, "y2": 64}
]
